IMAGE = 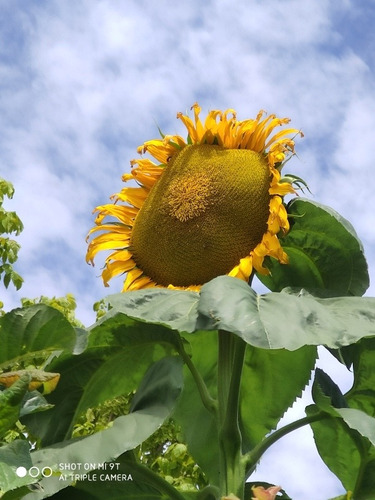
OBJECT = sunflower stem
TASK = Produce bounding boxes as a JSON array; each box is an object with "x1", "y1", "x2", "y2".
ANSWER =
[{"x1": 217, "y1": 330, "x2": 247, "y2": 499}]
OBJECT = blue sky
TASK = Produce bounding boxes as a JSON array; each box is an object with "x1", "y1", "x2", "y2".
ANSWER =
[{"x1": 1, "y1": 1, "x2": 375, "y2": 498}]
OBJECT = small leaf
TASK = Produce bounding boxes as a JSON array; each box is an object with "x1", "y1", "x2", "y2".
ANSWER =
[
  {"x1": 312, "y1": 368, "x2": 348, "y2": 413},
  {"x1": 307, "y1": 404, "x2": 361, "y2": 492},
  {"x1": 0, "y1": 374, "x2": 31, "y2": 438},
  {"x1": 0, "y1": 370, "x2": 60, "y2": 394},
  {"x1": 258, "y1": 198, "x2": 369, "y2": 297},
  {"x1": 345, "y1": 337, "x2": 375, "y2": 418},
  {"x1": 19, "y1": 391, "x2": 53, "y2": 417},
  {"x1": 0, "y1": 440, "x2": 35, "y2": 494}
]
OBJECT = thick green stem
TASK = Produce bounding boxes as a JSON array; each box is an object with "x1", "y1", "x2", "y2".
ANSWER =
[
  {"x1": 244, "y1": 411, "x2": 329, "y2": 477},
  {"x1": 177, "y1": 336, "x2": 217, "y2": 414},
  {"x1": 218, "y1": 330, "x2": 247, "y2": 499}
]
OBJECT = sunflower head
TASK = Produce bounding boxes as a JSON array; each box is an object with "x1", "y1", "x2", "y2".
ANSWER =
[{"x1": 86, "y1": 103, "x2": 302, "y2": 291}]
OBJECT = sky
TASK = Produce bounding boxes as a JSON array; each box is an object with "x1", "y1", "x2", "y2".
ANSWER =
[{"x1": 1, "y1": 0, "x2": 375, "y2": 498}]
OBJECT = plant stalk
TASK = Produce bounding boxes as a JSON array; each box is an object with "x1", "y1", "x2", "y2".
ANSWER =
[{"x1": 217, "y1": 330, "x2": 247, "y2": 499}]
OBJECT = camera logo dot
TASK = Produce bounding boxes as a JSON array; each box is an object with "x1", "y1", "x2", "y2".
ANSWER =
[
  {"x1": 16, "y1": 466, "x2": 27, "y2": 477},
  {"x1": 16, "y1": 466, "x2": 53, "y2": 478}
]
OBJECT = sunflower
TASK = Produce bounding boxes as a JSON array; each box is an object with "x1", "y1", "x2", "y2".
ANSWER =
[{"x1": 86, "y1": 103, "x2": 302, "y2": 291}]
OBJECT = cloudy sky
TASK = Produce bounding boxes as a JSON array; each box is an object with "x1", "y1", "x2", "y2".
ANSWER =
[{"x1": 1, "y1": 0, "x2": 375, "y2": 497}]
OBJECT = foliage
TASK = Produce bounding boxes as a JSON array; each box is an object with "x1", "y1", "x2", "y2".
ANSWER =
[
  {"x1": 0, "y1": 198, "x2": 374, "y2": 500},
  {"x1": 0, "y1": 178, "x2": 23, "y2": 292},
  {"x1": 72, "y1": 393, "x2": 206, "y2": 490},
  {"x1": 20, "y1": 294, "x2": 83, "y2": 327},
  {"x1": 93, "y1": 298, "x2": 110, "y2": 321}
]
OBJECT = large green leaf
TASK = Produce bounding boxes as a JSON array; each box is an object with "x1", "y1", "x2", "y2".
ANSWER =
[
  {"x1": 52, "y1": 455, "x2": 217, "y2": 500},
  {"x1": 57, "y1": 452, "x2": 191, "y2": 500},
  {"x1": 105, "y1": 290, "x2": 198, "y2": 333},
  {"x1": 240, "y1": 345, "x2": 317, "y2": 450},
  {"x1": 23, "y1": 314, "x2": 182, "y2": 445},
  {"x1": 87, "y1": 311, "x2": 182, "y2": 350},
  {"x1": 197, "y1": 276, "x2": 375, "y2": 350},
  {"x1": 130, "y1": 356, "x2": 183, "y2": 413},
  {"x1": 8, "y1": 357, "x2": 183, "y2": 499},
  {"x1": 73, "y1": 315, "x2": 181, "y2": 427},
  {"x1": 257, "y1": 198, "x2": 369, "y2": 296},
  {"x1": 173, "y1": 332, "x2": 317, "y2": 485},
  {"x1": 173, "y1": 331, "x2": 219, "y2": 486},
  {"x1": 21, "y1": 352, "x2": 105, "y2": 446},
  {"x1": 103, "y1": 276, "x2": 375, "y2": 351},
  {"x1": 0, "y1": 305, "x2": 77, "y2": 369}
]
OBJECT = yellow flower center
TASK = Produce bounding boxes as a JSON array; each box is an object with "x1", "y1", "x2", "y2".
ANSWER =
[
  {"x1": 130, "y1": 144, "x2": 271, "y2": 286},
  {"x1": 166, "y1": 171, "x2": 218, "y2": 222}
]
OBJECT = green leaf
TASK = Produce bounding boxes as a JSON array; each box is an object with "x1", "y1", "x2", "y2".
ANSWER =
[
  {"x1": 74, "y1": 316, "x2": 181, "y2": 428},
  {"x1": 307, "y1": 404, "x2": 360, "y2": 492},
  {"x1": 130, "y1": 356, "x2": 183, "y2": 413},
  {"x1": 0, "y1": 374, "x2": 31, "y2": 438},
  {"x1": 240, "y1": 345, "x2": 317, "y2": 449},
  {"x1": 0, "y1": 440, "x2": 34, "y2": 495},
  {"x1": 346, "y1": 337, "x2": 375, "y2": 418},
  {"x1": 0, "y1": 305, "x2": 77, "y2": 369},
  {"x1": 308, "y1": 404, "x2": 375, "y2": 496},
  {"x1": 312, "y1": 368, "x2": 348, "y2": 414},
  {"x1": 105, "y1": 289, "x2": 198, "y2": 333},
  {"x1": 87, "y1": 311, "x2": 182, "y2": 351},
  {"x1": 23, "y1": 314, "x2": 181, "y2": 445},
  {"x1": 173, "y1": 331, "x2": 219, "y2": 486},
  {"x1": 101, "y1": 276, "x2": 375, "y2": 352},
  {"x1": 309, "y1": 350, "x2": 375, "y2": 497},
  {"x1": 10, "y1": 357, "x2": 183, "y2": 499},
  {"x1": 307, "y1": 374, "x2": 375, "y2": 497},
  {"x1": 197, "y1": 276, "x2": 375, "y2": 350},
  {"x1": 21, "y1": 352, "x2": 105, "y2": 446},
  {"x1": 335, "y1": 408, "x2": 375, "y2": 448},
  {"x1": 0, "y1": 178, "x2": 15, "y2": 202},
  {"x1": 19, "y1": 391, "x2": 53, "y2": 417},
  {"x1": 258, "y1": 198, "x2": 369, "y2": 296},
  {"x1": 63, "y1": 452, "x2": 189, "y2": 500}
]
